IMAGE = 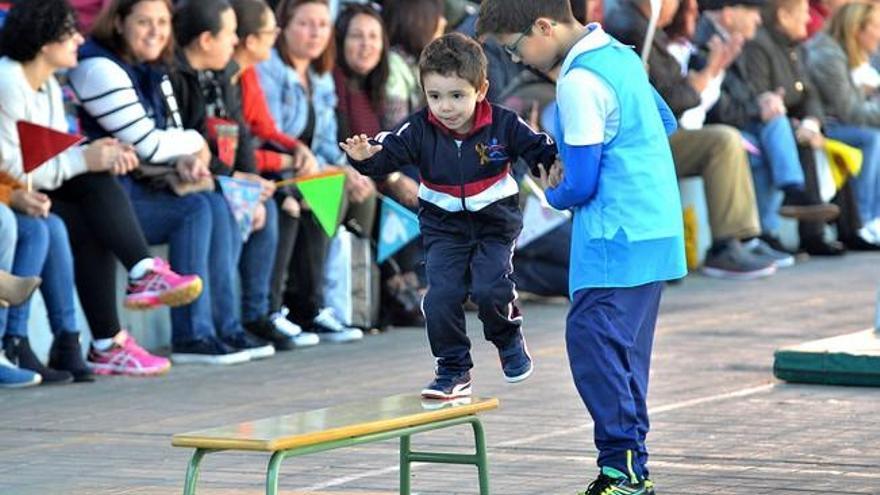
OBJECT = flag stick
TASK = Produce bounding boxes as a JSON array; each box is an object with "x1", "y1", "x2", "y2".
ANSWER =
[
  {"x1": 26, "y1": 173, "x2": 32, "y2": 193},
  {"x1": 641, "y1": 0, "x2": 663, "y2": 64}
]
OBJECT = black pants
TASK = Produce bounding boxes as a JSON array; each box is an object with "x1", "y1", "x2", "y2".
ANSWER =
[
  {"x1": 47, "y1": 173, "x2": 152, "y2": 339},
  {"x1": 421, "y1": 211, "x2": 522, "y2": 373},
  {"x1": 797, "y1": 146, "x2": 862, "y2": 242}
]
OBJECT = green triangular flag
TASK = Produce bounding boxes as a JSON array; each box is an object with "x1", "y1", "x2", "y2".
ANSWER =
[{"x1": 296, "y1": 171, "x2": 346, "y2": 236}]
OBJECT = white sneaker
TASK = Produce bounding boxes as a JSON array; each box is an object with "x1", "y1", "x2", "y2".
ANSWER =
[
  {"x1": 312, "y1": 307, "x2": 364, "y2": 343},
  {"x1": 865, "y1": 218, "x2": 880, "y2": 242},
  {"x1": 272, "y1": 308, "x2": 319, "y2": 347}
]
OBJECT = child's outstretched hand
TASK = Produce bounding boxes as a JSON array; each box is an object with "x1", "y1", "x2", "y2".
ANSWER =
[
  {"x1": 537, "y1": 158, "x2": 564, "y2": 190},
  {"x1": 339, "y1": 134, "x2": 383, "y2": 161}
]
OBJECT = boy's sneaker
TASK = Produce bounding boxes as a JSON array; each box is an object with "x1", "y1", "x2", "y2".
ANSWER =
[
  {"x1": 421, "y1": 370, "x2": 472, "y2": 400},
  {"x1": 312, "y1": 307, "x2": 363, "y2": 343},
  {"x1": 499, "y1": 336, "x2": 533, "y2": 383},
  {"x1": 171, "y1": 335, "x2": 251, "y2": 365},
  {"x1": 87, "y1": 330, "x2": 171, "y2": 376},
  {"x1": 701, "y1": 240, "x2": 777, "y2": 280},
  {"x1": 579, "y1": 467, "x2": 654, "y2": 495},
  {"x1": 124, "y1": 258, "x2": 203, "y2": 310},
  {"x1": 3, "y1": 335, "x2": 73, "y2": 384},
  {"x1": 0, "y1": 353, "x2": 41, "y2": 388},
  {"x1": 744, "y1": 238, "x2": 795, "y2": 268},
  {"x1": 222, "y1": 331, "x2": 276, "y2": 360}
]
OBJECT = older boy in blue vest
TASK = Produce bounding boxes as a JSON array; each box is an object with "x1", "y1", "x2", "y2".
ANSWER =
[
  {"x1": 478, "y1": 2, "x2": 687, "y2": 494},
  {"x1": 340, "y1": 33, "x2": 557, "y2": 400}
]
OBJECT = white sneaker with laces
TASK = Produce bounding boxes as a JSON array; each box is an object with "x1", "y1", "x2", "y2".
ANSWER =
[
  {"x1": 312, "y1": 307, "x2": 363, "y2": 343},
  {"x1": 272, "y1": 308, "x2": 320, "y2": 347}
]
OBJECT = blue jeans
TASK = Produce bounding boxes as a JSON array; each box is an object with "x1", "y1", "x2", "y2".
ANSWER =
[
  {"x1": 120, "y1": 177, "x2": 215, "y2": 344},
  {"x1": 5, "y1": 213, "x2": 78, "y2": 337},
  {"x1": 204, "y1": 191, "x2": 245, "y2": 338},
  {"x1": 239, "y1": 199, "x2": 278, "y2": 323},
  {"x1": 824, "y1": 123, "x2": 880, "y2": 223},
  {"x1": 745, "y1": 116, "x2": 805, "y2": 233},
  {"x1": 0, "y1": 204, "x2": 17, "y2": 338}
]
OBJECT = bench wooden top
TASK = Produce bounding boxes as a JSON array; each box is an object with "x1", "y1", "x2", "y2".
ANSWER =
[{"x1": 172, "y1": 394, "x2": 499, "y2": 452}]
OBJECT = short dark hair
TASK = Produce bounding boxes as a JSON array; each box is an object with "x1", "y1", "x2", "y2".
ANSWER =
[
  {"x1": 173, "y1": 0, "x2": 234, "y2": 48},
  {"x1": 419, "y1": 32, "x2": 487, "y2": 90},
  {"x1": 383, "y1": 0, "x2": 444, "y2": 58},
  {"x1": 335, "y1": 3, "x2": 389, "y2": 110},
  {"x1": 0, "y1": 0, "x2": 79, "y2": 62},
  {"x1": 476, "y1": 0, "x2": 574, "y2": 38},
  {"x1": 231, "y1": 0, "x2": 272, "y2": 40},
  {"x1": 274, "y1": 0, "x2": 335, "y2": 74},
  {"x1": 90, "y1": 0, "x2": 176, "y2": 65}
]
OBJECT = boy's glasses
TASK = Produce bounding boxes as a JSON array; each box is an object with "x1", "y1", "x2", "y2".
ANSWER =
[{"x1": 503, "y1": 23, "x2": 534, "y2": 59}]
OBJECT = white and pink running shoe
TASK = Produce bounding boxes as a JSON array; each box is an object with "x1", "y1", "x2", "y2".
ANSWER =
[
  {"x1": 88, "y1": 331, "x2": 172, "y2": 376},
  {"x1": 124, "y1": 258, "x2": 202, "y2": 310}
]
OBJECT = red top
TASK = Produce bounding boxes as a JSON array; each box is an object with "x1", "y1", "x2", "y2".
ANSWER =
[
  {"x1": 807, "y1": 0, "x2": 829, "y2": 39},
  {"x1": 333, "y1": 67, "x2": 383, "y2": 137},
  {"x1": 239, "y1": 66, "x2": 301, "y2": 173}
]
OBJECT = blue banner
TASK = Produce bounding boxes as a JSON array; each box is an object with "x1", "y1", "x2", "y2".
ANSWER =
[{"x1": 377, "y1": 197, "x2": 420, "y2": 263}]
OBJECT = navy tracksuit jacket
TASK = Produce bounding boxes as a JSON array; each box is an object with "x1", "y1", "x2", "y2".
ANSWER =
[{"x1": 350, "y1": 100, "x2": 557, "y2": 372}]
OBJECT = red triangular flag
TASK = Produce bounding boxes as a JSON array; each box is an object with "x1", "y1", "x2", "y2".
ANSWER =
[{"x1": 16, "y1": 121, "x2": 84, "y2": 173}]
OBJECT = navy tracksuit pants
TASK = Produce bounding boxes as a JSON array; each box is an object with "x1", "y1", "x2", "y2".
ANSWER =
[
  {"x1": 420, "y1": 204, "x2": 522, "y2": 374},
  {"x1": 566, "y1": 281, "x2": 663, "y2": 480}
]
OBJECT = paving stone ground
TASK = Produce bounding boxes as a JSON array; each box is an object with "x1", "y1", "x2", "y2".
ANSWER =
[{"x1": 1, "y1": 252, "x2": 879, "y2": 495}]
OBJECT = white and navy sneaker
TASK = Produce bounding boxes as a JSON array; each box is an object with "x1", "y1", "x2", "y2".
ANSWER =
[
  {"x1": 421, "y1": 370, "x2": 472, "y2": 400},
  {"x1": 312, "y1": 307, "x2": 363, "y2": 343}
]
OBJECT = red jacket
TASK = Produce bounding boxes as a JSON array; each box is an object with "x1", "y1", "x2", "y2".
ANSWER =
[{"x1": 240, "y1": 66, "x2": 301, "y2": 173}]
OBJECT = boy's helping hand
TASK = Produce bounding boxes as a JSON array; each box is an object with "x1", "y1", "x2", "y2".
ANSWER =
[
  {"x1": 339, "y1": 134, "x2": 382, "y2": 161},
  {"x1": 537, "y1": 159, "x2": 564, "y2": 190}
]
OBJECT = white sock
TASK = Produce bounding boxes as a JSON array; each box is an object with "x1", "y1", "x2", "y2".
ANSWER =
[
  {"x1": 92, "y1": 338, "x2": 115, "y2": 351},
  {"x1": 129, "y1": 258, "x2": 155, "y2": 279}
]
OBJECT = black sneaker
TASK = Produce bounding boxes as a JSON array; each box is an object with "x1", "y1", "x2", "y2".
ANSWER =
[
  {"x1": 499, "y1": 335, "x2": 533, "y2": 383},
  {"x1": 171, "y1": 336, "x2": 251, "y2": 365},
  {"x1": 421, "y1": 370, "x2": 472, "y2": 400},
  {"x1": 222, "y1": 331, "x2": 275, "y2": 360},
  {"x1": 49, "y1": 332, "x2": 95, "y2": 382},
  {"x1": 3, "y1": 335, "x2": 73, "y2": 384},
  {"x1": 579, "y1": 467, "x2": 654, "y2": 495},
  {"x1": 800, "y1": 236, "x2": 847, "y2": 256},
  {"x1": 244, "y1": 317, "x2": 296, "y2": 351}
]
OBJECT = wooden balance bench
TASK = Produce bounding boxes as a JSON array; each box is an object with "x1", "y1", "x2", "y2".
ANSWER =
[{"x1": 171, "y1": 394, "x2": 499, "y2": 495}]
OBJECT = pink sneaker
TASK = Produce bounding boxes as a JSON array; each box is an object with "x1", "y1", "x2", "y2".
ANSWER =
[
  {"x1": 87, "y1": 331, "x2": 172, "y2": 376},
  {"x1": 124, "y1": 258, "x2": 203, "y2": 310}
]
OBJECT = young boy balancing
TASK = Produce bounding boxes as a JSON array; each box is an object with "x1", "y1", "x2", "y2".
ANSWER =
[
  {"x1": 340, "y1": 32, "x2": 557, "y2": 400},
  {"x1": 478, "y1": 2, "x2": 686, "y2": 494}
]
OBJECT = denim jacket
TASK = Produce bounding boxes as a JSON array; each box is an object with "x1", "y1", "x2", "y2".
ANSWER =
[{"x1": 257, "y1": 48, "x2": 345, "y2": 165}]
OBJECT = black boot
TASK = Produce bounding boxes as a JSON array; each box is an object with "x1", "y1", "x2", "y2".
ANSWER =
[
  {"x1": 3, "y1": 335, "x2": 73, "y2": 384},
  {"x1": 49, "y1": 332, "x2": 95, "y2": 383}
]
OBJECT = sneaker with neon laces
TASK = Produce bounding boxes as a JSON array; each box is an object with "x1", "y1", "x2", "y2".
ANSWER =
[
  {"x1": 421, "y1": 370, "x2": 472, "y2": 400},
  {"x1": 312, "y1": 307, "x2": 363, "y2": 343},
  {"x1": 87, "y1": 330, "x2": 172, "y2": 376},
  {"x1": 579, "y1": 467, "x2": 654, "y2": 495},
  {"x1": 124, "y1": 258, "x2": 203, "y2": 310}
]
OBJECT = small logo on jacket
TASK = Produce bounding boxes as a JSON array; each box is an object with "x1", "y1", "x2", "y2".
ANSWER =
[{"x1": 475, "y1": 138, "x2": 509, "y2": 166}]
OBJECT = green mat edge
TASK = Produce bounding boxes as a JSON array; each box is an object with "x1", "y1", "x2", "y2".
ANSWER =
[{"x1": 773, "y1": 349, "x2": 880, "y2": 386}]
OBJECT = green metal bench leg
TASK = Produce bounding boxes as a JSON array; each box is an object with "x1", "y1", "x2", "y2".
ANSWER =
[
  {"x1": 266, "y1": 450, "x2": 287, "y2": 495},
  {"x1": 183, "y1": 448, "x2": 210, "y2": 495},
  {"x1": 400, "y1": 435, "x2": 412, "y2": 495},
  {"x1": 471, "y1": 419, "x2": 490, "y2": 495}
]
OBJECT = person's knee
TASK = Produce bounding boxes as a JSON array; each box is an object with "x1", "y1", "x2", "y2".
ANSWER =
[
  {"x1": 470, "y1": 280, "x2": 508, "y2": 308},
  {"x1": 44, "y1": 213, "x2": 71, "y2": 246},
  {"x1": 707, "y1": 125, "x2": 745, "y2": 155},
  {"x1": 423, "y1": 284, "x2": 467, "y2": 312}
]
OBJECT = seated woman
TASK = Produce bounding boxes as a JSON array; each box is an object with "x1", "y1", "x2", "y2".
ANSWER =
[
  {"x1": 258, "y1": 0, "x2": 372, "y2": 341},
  {"x1": 67, "y1": 0, "x2": 254, "y2": 365},
  {"x1": 168, "y1": 0, "x2": 280, "y2": 359},
  {"x1": 0, "y1": 0, "x2": 202, "y2": 376},
  {"x1": 807, "y1": 1, "x2": 880, "y2": 247}
]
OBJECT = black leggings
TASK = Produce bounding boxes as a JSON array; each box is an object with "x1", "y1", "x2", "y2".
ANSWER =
[{"x1": 48, "y1": 173, "x2": 152, "y2": 339}]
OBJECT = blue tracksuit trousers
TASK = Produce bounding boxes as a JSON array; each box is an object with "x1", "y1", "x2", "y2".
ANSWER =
[{"x1": 566, "y1": 281, "x2": 663, "y2": 480}]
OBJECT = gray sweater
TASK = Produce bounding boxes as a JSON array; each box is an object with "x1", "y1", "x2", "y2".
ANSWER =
[{"x1": 806, "y1": 32, "x2": 880, "y2": 126}]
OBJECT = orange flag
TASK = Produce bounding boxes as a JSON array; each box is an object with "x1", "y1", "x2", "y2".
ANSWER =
[{"x1": 16, "y1": 121, "x2": 84, "y2": 173}]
